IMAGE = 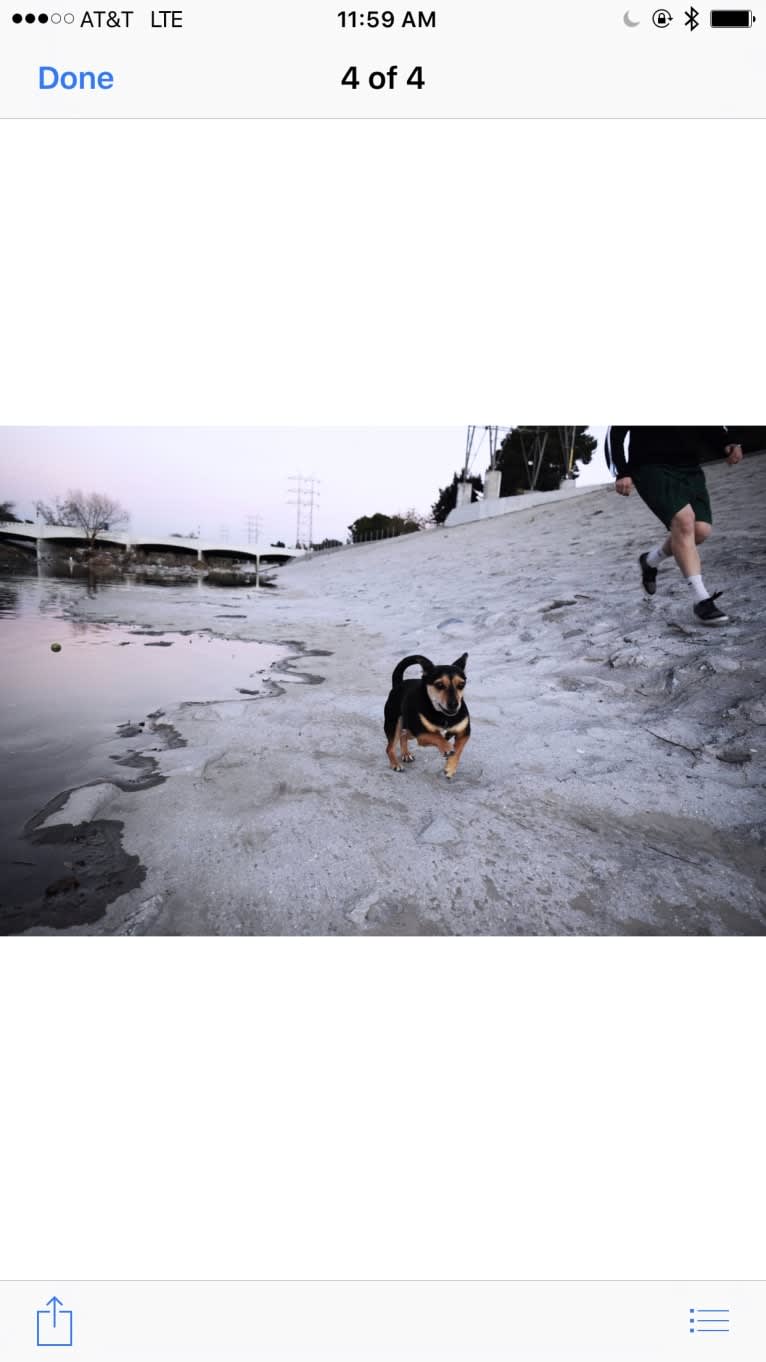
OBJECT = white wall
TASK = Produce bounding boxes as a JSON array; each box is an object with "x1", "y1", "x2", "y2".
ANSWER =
[{"x1": 446, "y1": 480, "x2": 604, "y2": 527}]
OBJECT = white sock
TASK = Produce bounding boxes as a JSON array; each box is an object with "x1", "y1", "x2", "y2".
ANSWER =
[
  {"x1": 685, "y1": 574, "x2": 709, "y2": 604},
  {"x1": 646, "y1": 543, "x2": 672, "y2": 569}
]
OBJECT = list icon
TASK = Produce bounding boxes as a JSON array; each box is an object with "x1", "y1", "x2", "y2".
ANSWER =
[{"x1": 690, "y1": 1305, "x2": 731, "y2": 1334}]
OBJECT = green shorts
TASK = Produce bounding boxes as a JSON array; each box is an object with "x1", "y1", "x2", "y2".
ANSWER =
[{"x1": 632, "y1": 462, "x2": 713, "y2": 530}]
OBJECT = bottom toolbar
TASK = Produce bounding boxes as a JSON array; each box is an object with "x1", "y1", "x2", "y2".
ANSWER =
[{"x1": 1, "y1": 1280, "x2": 763, "y2": 1360}]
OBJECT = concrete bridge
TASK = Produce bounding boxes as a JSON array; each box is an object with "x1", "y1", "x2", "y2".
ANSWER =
[{"x1": 0, "y1": 522, "x2": 303, "y2": 567}]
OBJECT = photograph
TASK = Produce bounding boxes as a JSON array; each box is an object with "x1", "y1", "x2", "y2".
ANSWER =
[{"x1": 1, "y1": 424, "x2": 764, "y2": 936}]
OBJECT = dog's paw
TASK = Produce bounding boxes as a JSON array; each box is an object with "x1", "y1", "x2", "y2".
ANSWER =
[
  {"x1": 401, "y1": 753, "x2": 415, "y2": 764},
  {"x1": 390, "y1": 764, "x2": 404, "y2": 773}
]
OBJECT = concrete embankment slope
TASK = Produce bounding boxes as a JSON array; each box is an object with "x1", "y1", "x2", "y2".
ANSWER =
[{"x1": 45, "y1": 457, "x2": 766, "y2": 935}]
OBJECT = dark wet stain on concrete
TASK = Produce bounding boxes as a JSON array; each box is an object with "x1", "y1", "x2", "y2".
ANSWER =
[
  {"x1": 108, "y1": 752, "x2": 166, "y2": 788},
  {"x1": 108, "y1": 715, "x2": 187, "y2": 785},
  {"x1": 1, "y1": 818, "x2": 145, "y2": 935},
  {"x1": 271, "y1": 644, "x2": 331, "y2": 688},
  {"x1": 152, "y1": 721, "x2": 187, "y2": 749}
]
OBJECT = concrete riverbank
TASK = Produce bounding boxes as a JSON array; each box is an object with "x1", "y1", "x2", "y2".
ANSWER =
[{"x1": 10, "y1": 456, "x2": 766, "y2": 934}]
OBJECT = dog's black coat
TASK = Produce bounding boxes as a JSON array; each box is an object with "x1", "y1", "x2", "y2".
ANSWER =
[{"x1": 384, "y1": 653, "x2": 470, "y2": 777}]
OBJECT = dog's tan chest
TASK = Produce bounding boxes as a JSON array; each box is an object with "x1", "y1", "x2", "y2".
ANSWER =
[{"x1": 418, "y1": 712, "x2": 469, "y2": 738}]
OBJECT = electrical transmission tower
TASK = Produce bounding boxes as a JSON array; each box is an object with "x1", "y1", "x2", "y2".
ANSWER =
[
  {"x1": 515, "y1": 428, "x2": 550, "y2": 491},
  {"x1": 487, "y1": 425, "x2": 500, "y2": 470},
  {"x1": 464, "y1": 425, "x2": 501, "y2": 475},
  {"x1": 287, "y1": 475, "x2": 320, "y2": 548},
  {"x1": 245, "y1": 514, "x2": 262, "y2": 545},
  {"x1": 516, "y1": 427, "x2": 575, "y2": 489},
  {"x1": 558, "y1": 427, "x2": 578, "y2": 477},
  {"x1": 464, "y1": 425, "x2": 477, "y2": 475},
  {"x1": 464, "y1": 425, "x2": 576, "y2": 494}
]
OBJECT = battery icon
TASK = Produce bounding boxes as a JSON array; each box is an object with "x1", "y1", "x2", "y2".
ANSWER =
[{"x1": 710, "y1": 8, "x2": 755, "y2": 23}]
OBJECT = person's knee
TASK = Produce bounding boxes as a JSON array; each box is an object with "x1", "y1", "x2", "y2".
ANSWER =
[
  {"x1": 695, "y1": 521, "x2": 712, "y2": 544},
  {"x1": 671, "y1": 506, "x2": 695, "y2": 536}
]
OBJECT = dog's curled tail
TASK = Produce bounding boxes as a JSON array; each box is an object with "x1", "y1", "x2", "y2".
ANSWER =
[{"x1": 391, "y1": 654, "x2": 434, "y2": 687}]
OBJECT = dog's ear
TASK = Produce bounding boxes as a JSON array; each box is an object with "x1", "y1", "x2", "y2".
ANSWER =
[{"x1": 452, "y1": 652, "x2": 468, "y2": 673}]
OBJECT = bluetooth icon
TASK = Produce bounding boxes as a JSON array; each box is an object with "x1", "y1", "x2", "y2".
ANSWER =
[{"x1": 684, "y1": 5, "x2": 699, "y2": 27}]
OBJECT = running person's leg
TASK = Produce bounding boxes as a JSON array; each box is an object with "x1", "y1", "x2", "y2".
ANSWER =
[
  {"x1": 633, "y1": 465, "x2": 728, "y2": 622},
  {"x1": 686, "y1": 479, "x2": 727, "y2": 623},
  {"x1": 669, "y1": 508, "x2": 727, "y2": 622},
  {"x1": 646, "y1": 523, "x2": 708, "y2": 563},
  {"x1": 670, "y1": 504, "x2": 702, "y2": 582},
  {"x1": 635, "y1": 466, "x2": 685, "y2": 594}
]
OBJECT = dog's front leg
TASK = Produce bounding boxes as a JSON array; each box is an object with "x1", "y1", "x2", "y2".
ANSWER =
[
  {"x1": 416, "y1": 732, "x2": 452, "y2": 759},
  {"x1": 444, "y1": 732, "x2": 469, "y2": 780}
]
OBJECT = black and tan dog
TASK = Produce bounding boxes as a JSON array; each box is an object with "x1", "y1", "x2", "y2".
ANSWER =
[{"x1": 384, "y1": 653, "x2": 470, "y2": 780}]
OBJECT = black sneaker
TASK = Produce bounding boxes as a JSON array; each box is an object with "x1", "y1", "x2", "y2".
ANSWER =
[
  {"x1": 639, "y1": 551, "x2": 658, "y2": 595},
  {"x1": 693, "y1": 592, "x2": 729, "y2": 626}
]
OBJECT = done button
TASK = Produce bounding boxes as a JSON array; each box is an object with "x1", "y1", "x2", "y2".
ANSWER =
[{"x1": 39, "y1": 66, "x2": 114, "y2": 89}]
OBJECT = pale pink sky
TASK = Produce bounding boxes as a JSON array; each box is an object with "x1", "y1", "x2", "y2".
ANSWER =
[{"x1": 0, "y1": 427, "x2": 609, "y2": 544}]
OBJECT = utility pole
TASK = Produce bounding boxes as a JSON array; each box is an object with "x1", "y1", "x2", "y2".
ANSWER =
[{"x1": 287, "y1": 474, "x2": 320, "y2": 548}]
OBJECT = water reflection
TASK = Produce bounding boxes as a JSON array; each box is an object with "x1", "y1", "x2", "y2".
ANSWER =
[
  {"x1": 0, "y1": 583, "x2": 19, "y2": 616},
  {"x1": 0, "y1": 570, "x2": 289, "y2": 920}
]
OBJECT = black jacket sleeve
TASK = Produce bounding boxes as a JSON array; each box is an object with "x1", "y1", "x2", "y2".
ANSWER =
[
  {"x1": 605, "y1": 426, "x2": 629, "y2": 478},
  {"x1": 726, "y1": 426, "x2": 766, "y2": 454},
  {"x1": 695, "y1": 427, "x2": 735, "y2": 460}
]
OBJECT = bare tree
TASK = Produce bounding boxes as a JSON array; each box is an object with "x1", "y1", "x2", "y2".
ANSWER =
[
  {"x1": 397, "y1": 507, "x2": 428, "y2": 530},
  {"x1": 35, "y1": 496, "x2": 69, "y2": 525},
  {"x1": 36, "y1": 490, "x2": 129, "y2": 552}
]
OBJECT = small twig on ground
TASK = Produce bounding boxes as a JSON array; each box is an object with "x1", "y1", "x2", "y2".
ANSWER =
[
  {"x1": 644, "y1": 842, "x2": 703, "y2": 868},
  {"x1": 645, "y1": 728, "x2": 702, "y2": 757}
]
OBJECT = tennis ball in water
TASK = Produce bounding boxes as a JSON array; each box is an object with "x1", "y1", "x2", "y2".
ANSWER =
[{"x1": 50, "y1": 642, "x2": 62, "y2": 652}]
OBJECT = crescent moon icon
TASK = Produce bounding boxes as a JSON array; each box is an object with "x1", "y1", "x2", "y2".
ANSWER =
[{"x1": 623, "y1": 10, "x2": 641, "y2": 23}]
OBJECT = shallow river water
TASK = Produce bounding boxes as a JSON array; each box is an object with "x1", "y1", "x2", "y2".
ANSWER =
[{"x1": 0, "y1": 574, "x2": 285, "y2": 922}]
